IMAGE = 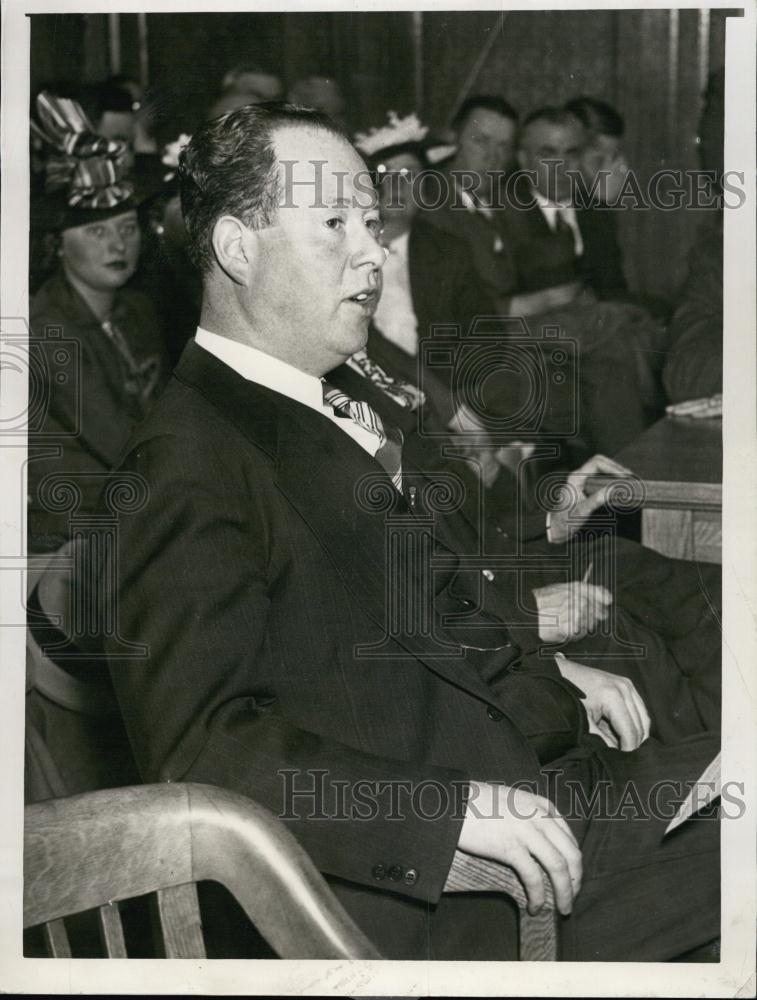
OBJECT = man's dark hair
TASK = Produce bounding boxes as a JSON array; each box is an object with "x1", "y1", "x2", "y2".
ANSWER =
[
  {"x1": 564, "y1": 96, "x2": 624, "y2": 138},
  {"x1": 179, "y1": 101, "x2": 348, "y2": 274},
  {"x1": 451, "y1": 94, "x2": 519, "y2": 132}
]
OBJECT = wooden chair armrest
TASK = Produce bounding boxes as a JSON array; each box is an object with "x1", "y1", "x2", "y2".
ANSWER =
[{"x1": 444, "y1": 850, "x2": 558, "y2": 960}]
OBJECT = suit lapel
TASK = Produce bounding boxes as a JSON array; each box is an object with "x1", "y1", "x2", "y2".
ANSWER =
[
  {"x1": 326, "y1": 361, "x2": 490, "y2": 556},
  {"x1": 175, "y1": 342, "x2": 503, "y2": 707}
]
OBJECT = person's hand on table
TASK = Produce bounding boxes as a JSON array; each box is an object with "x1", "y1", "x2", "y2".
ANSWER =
[
  {"x1": 533, "y1": 581, "x2": 613, "y2": 643},
  {"x1": 547, "y1": 454, "x2": 635, "y2": 544},
  {"x1": 555, "y1": 653, "x2": 651, "y2": 751},
  {"x1": 458, "y1": 780, "x2": 583, "y2": 915},
  {"x1": 665, "y1": 393, "x2": 722, "y2": 419}
]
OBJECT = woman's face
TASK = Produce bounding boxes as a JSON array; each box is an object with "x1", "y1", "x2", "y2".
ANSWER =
[{"x1": 61, "y1": 209, "x2": 141, "y2": 293}]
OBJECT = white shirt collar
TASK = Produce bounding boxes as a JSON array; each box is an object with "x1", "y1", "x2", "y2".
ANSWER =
[
  {"x1": 456, "y1": 184, "x2": 495, "y2": 221},
  {"x1": 195, "y1": 327, "x2": 325, "y2": 411},
  {"x1": 529, "y1": 184, "x2": 574, "y2": 214},
  {"x1": 194, "y1": 327, "x2": 381, "y2": 457}
]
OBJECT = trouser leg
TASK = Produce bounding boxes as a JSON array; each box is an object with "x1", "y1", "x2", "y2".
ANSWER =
[{"x1": 546, "y1": 733, "x2": 721, "y2": 961}]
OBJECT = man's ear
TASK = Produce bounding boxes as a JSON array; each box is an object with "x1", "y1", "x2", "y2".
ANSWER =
[{"x1": 211, "y1": 215, "x2": 256, "y2": 286}]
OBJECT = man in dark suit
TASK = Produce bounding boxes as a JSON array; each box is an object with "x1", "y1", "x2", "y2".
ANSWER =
[
  {"x1": 502, "y1": 106, "x2": 626, "y2": 301},
  {"x1": 421, "y1": 103, "x2": 661, "y2": 456},
  {"x1": 103, "y1": 103, "x2": 720, "y2": 962}
]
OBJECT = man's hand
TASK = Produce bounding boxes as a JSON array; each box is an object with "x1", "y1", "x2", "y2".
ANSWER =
[
  {"x1": 547, "y1": 454, "x2": 635, "y2": 544},
  {"x1": 533, "y1": 581, "x2": 612, "y2": 643},
  {"x1": 458, "y1": 780, "x2": 583, "y2": 915},
  {"x1": 665, "y1": 393, "x2": 722, "y2": 419},
  {"x1": 555, "y1": 653, "x2": 651, "y2": 751}
]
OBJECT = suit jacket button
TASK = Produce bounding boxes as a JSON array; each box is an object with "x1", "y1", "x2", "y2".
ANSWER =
[
  {"x1": 496, "y1": 526, "x2": 509, "y2": 538},
  {"x1": 487, "y1": 705, "x2": 504, "y2": 721},
  {"x1": 404, "y1": 868, "x2": 418, "y2": 885},
  {"x1": 482, "y1": 569, "x2": 495, "y2": 582},
  {"x1": 372, "y1": 864, "x2": 386, "y2": 881},
  {"x1": 387, "y1": 865, "x2": 404, "y2": 882}
]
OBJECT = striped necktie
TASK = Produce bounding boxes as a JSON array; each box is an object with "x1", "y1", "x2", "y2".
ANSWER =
[{"x1": 322, "y1": 381, "x2": 404, "y2": 494}]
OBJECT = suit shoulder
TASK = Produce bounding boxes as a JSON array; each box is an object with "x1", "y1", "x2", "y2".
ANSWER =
[{"x1": 128, "y1": 379, "x2": 240, "y2": 459}]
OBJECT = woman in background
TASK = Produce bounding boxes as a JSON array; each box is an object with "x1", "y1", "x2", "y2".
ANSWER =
[{"x1": 29, "y1": 92, "x2": 167, "y2": 553}]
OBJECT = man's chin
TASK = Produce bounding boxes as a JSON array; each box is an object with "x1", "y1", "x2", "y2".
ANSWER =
[{"x1": 337, "y1": 318, "x2": 371, "y2": 363}]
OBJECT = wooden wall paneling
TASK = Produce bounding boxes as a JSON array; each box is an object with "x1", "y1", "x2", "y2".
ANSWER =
[
  {"x1": 614, "y1": 8, "x2": 732, "y2": 299},
  {"x1": 82, "y1": 15, "x2": 110, "y2": 86},
  {"x1": 420, "y1": 10, "x2": 616, "y2": 129},
  {"x1": 615, "y1": 9, "x2": 679, "y2": 298},
  {"x1": 144, "y1": 12, "x2": 286, "y2": 139},
  {"x1": 673, "y1": 8, "x2": 711, "y2": 288},
  {"x1": 477, "y1": 9, "x2": 617, "y2": 116},
  {"x1": 330, "y1": 12, "x2": 415, "y2": 133},
  {"x1": 117, "y1": 15, "x2": 141, "y2": 85},
  {"x1": 30, "y1": 15, "x2": 83, "y2": 93},
  {"x1": 421, "y1": 11, "x2": 504, "y2": 129},
  {"x1": 282, "y1": 12, "x2": 336, "y2": 87}
]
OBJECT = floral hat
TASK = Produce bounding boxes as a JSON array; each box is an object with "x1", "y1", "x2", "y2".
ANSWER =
[{"x1": 354, "y1": 111, "x2": 456, "y2": 174}]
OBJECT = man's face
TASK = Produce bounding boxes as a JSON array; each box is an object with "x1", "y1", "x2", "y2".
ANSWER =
[
  {"x1": 246, "y1": 126, "x2": 385, "y2": 376},
  {"x1": 580, "y1": 133, "x2": 629, "y2": 204},
  {"x1": 453, "y1": 109, "x2": 517, "y2": 185},
  {"x1": 518, "y1": 118, "x2": 586, "y2": 203},
  {"x1": 61, "y1": 209, "x2": 141, "y2": 293}
]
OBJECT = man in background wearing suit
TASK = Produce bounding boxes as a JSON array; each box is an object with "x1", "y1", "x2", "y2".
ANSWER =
[{"x1": 104, "y1": 103, "x2": 720, "y2": 962}]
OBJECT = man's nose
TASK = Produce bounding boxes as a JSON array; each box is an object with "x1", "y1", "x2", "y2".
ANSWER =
[{"x1": 351, "y1": 228, "x2": 386, "y2": 271}]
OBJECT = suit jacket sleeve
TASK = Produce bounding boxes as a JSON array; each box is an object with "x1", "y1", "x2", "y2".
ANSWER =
[{"x1": 105, "y1": 429, "x2": 469, "y2": 905}]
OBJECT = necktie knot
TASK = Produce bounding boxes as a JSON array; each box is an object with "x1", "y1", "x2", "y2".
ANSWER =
[{"x1": 322, "y1": 381, "x2": 404, "y2": 494}]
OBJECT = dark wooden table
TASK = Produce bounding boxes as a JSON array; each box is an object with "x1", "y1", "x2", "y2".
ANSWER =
[{"x1": 613, "y1": 415, "x2": 722, "y2": 563}]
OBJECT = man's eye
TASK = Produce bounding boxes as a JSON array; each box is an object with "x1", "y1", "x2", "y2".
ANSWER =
[
  {"x1": 325, "y1": 217, "x2": 344, "y2": 230},
  {"x1": 88, "y1": 226, "x2": 105, "y2": 237},
  {"x1": 121, "y1": 223, "x2": 138, "y2": 236},
  {"x1": 365, "y1": 218, "x2": 383, "y2": 236}
]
